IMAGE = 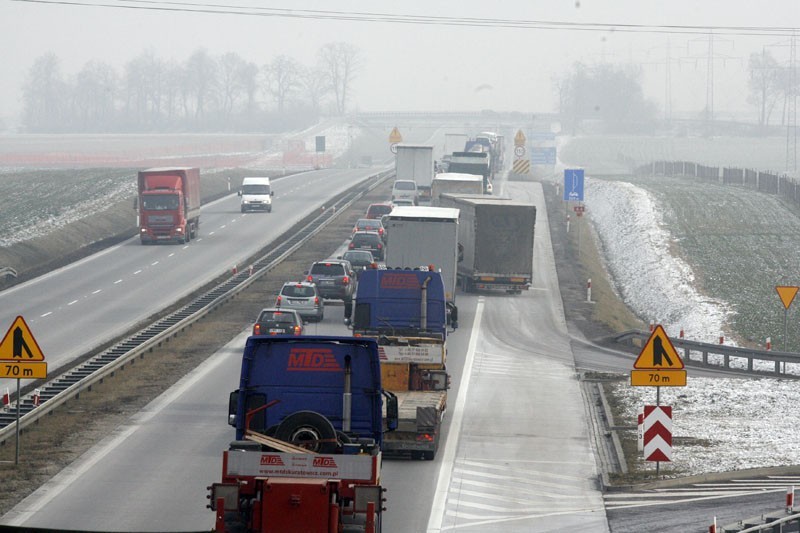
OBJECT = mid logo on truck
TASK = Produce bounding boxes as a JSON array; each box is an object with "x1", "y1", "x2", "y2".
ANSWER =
[
  {"x1": 260, "y1": 455, "x2": 285, "y2": 466},
  {"x1": 312, "y1": 457, "x2": 338, "y2": 468},
  {"x1": 380, "y1": 272, "x2": 420, "y2": 289},
  {"x1": 287, "y1": 348, "x2": 342, "y2": 372}
]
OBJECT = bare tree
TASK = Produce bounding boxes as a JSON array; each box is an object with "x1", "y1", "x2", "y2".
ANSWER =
[
  {"x1": 317, "y1": 42, "x2": 360, "y2": 114},
  {"x1": 22, "y1": 52, "x2": 66, "y2": 131},
  {"x1": 300, "y1": 66, "x2": 330, "y2": 115},
  {"x1": 74, "y1": 60, "x2": 117, "y2": 130},
  {"x1": 748, "y1": 50, "x2": 781, "y2": 128},
  {"x1": 263, "y1": 55, "x2": 301, "y2": 113},
  {"x1": 239, "y1": 61, "x2": 260, "y2": 115},
  {"x1": 185, "y1": 48, "x2": 218, "y2": 120},
  {"x1": 218, "y1": 52, "x2": 247, "y2": 119}
]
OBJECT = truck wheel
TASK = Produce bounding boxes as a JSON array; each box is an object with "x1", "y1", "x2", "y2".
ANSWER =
[{"x1": 275, "y1": 411, "x2": 338, "y2": 454}]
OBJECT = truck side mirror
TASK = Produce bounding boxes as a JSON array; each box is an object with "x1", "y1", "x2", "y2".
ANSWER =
[
  {"x1": 383, "y1": 391, "x2": 398, "y2": 432},
  {"x1": 237, "y1": 190, "x2": 242, "y2": 197},
  {"x1": 228, "y1": 390, "x2": 239, "y2": 427},
  {"x1": 271, "y1": 191, "x2": 274, "y2": 196}
]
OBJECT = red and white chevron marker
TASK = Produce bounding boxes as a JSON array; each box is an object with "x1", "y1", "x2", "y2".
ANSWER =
[{"x1": 643, "y1": 405, "x2": 673, "y2": 462}]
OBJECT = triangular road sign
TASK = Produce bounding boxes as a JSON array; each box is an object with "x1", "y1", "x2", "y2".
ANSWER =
[
  {"x1": 388, "y1": 127, "x2": 403, "y2": 144},
  {"x1": 0, "y1": 316, "x2": 45, "y2": 361},
  {"x1": 514, "y1": 129, "x2": 526, "y2": 146},
  {"x1": 633, "y1": 325, "x2": 683, "y2": 369},
  {"x1": 776, "y1": 285, "x2": 799, "y2": 310}
]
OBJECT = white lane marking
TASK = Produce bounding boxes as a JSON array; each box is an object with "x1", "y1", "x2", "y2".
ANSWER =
[
  {"x1": 3, "y1": 333, "x2": 248, "y2": 527},
  {"x1": 168, "y1": 253, "x2": 175, "y2": 258},
  {"x1": 92, "y1": 290, "x2": 101, "y2": 295},
  {"x1": 151, "y1": 261, "x2": 159, "y2": 266},
  {"x1": 67, "y1": 300, "x2": 78, "y2": 306},
  {"x1": 220, "y1": 225, "x2": 226, "y2": 229},
  {"x1": 208, "y1": 231, "x2": 215, "y2": 235},
  {"x1": 40, "y1": 312, "x2": 52, "y2": 318},
  {"x1": 427, "y1": 298, "x2": 484, "y2": 533},
  {"x1": 182, "y1": 245, "x2": 189, "y2": 250},
  {"x1": 114, "y1": 279, "x2": 122, "y2": 284},
  {"x1": 134, "y1": 270, "x2": 142, "y2": 275}
]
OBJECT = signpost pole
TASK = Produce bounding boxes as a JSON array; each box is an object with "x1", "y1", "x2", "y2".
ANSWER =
[
  {"x1": 15, "y1": 378, "x2": 20, "y2": 465},
  {"x1": 784, "y1": 308, "x2": 789, "y2": 352},
  {"x1": 656, "y1": 386, "x2": 660, "y2": 477}
]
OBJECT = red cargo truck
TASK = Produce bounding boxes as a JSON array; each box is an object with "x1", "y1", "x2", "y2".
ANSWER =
[{"x1": 136, "y1": 167, "x2": 201, "y2": 244}]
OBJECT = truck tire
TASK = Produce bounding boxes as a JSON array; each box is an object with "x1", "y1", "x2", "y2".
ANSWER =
[{"x1": 275, "y1": 411, "x2": 338, "y2": 454}]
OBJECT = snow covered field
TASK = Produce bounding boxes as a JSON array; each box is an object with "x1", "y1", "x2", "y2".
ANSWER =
[{"x1": 556, "y1": 136, "x2": 800, "y2": 477}]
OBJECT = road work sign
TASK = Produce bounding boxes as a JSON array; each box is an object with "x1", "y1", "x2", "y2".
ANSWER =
[
  {"x1": 0, "y1": 316, "x2": 47, "y2": 380},
  {"x1": 631, "y1": 325, "x2": 686, "y2": 386},
  {"x1": 388, "y1": 127, "x2": 403, "y2": 144}
]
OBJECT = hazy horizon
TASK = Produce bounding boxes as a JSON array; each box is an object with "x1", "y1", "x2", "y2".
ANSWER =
[{"x1": 2, "y1": 0, "x2": 798, "y2": 127}]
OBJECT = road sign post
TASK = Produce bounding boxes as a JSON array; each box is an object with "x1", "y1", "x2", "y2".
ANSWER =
[
  {"x1": 776, "y1": 286, "x2": 798, "y2": 351},
  {"x1": 0, "y1": 316, "x2": 47, "y2": 464}
]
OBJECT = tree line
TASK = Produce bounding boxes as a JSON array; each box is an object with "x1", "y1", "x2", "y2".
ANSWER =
[{"x1": 21, "y1": 42, "x2": 360, "y2": 133}]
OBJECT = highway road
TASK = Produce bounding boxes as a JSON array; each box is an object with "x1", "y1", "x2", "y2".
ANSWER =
[
  {"x1": 2, "y1": 178, "x2": 612, "y2": 532},
  {"x1": 0, "y1": 166, "x2": 387, "y2": 377},
  {"x1": 0, "y1": 140, "x2": 785, "y2": 532}
]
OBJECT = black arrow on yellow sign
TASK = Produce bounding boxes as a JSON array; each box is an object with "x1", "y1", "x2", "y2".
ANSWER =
[
  {"x1": 13, "y1": 327, "x2": 34, "y2": 359},
  {"x1": 633, "y1": 325, "x2": 684, "y2": 369}
]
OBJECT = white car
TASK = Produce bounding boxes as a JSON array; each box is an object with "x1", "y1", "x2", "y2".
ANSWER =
[{"x1": 391, "y1": 180, "x2": 418, "y2": 205}]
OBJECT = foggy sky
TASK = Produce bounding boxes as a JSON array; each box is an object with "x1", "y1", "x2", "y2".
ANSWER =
[{"x1": 1, "y1": 0, "x2": 798, "y2": 125}]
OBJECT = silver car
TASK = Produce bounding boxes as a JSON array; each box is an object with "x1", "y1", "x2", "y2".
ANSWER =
[{"x1": 275, "y1": 281, "x2": 324, "y2": 323}]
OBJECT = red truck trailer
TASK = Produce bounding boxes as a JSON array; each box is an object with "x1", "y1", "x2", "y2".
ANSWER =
[{"x1": 136, "y1": 167, "x2": 201, "y2": 244}]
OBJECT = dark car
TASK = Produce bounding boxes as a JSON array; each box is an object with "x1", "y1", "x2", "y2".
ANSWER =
[
  {"x1": 340, "y1": 250, "x2": 375, "y2": 276},
  {"x1": 365, "y1": 202, "x2": 393, "y2": 220},
  {"x1": 275, "y1": 281, "x2": 324, "y2": 322},
  {"x1": 351, "y1": 218, "x2": 385, "y2": 240},
  {"x1": 349, "y1": 231, "x2": 384, "y2": 261},
  {"x1": 252, "y1": 308, "x2": 304, "y2": 336},
  {"x1": 305, "y1": 260, "x2": 356, "y2": 302}
]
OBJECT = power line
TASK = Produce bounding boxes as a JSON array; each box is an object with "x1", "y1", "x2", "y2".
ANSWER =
[{"x1": 9, "y1": 0, "x2": 800, "y2": 37}]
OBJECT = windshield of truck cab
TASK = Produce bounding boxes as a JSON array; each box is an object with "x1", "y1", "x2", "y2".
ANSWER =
[
  {"x1": 242, "y1": 184, "x2": 270, "y2": 195},
  {"x1": 141, "y1": 194, "x2": 179, "y2": 210}
]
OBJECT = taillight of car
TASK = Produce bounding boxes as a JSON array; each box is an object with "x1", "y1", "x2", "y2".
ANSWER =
[
  {"x1": 348, "y1": 242, "x2": 355, "y2": 249},
  {"x1": 377, "y1": 243, "x2": 383, "y2": 249},
  {"x1": 275, "y1": 295, "x2": 282, "y2": 306},
  {"x1": 314, "y1": 296, "x2": 320, "y2": 305},
  {"x1": 379, "y1": 228, "x2": 384, "y2": 236},
  {"x1": 293, "y1": 325, "x2": 301, "y2": 335},
  {"x1": 253, "y1": 324, "x2": 261, "y2": 335},
  {"x1": 342, "y1": 276, "x2": 349, "y2": 285},
  {"x1": 306, "y1": 275, "x2": 313, "y2": 282}
]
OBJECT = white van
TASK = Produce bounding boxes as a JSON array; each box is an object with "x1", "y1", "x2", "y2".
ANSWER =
[
  {"x1": 391, "y1": 179, "x2": 418, "y2": 205},
  {"x1": 239, "y1": 177, "x2": 273, "y2": 213}
]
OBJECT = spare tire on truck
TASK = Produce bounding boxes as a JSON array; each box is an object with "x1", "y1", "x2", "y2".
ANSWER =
[{"x1": 274, "y1": 410, "x2": 339, "y2": 454}]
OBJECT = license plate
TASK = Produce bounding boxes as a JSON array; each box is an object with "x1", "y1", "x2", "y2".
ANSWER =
[
  {"x1": 320, "y1": 280, "x2": 334, "y2": 285},
  {"x1": 360, "y1": 245, "x2": 371, "y2": 249},
  {"x1": 269, "y1": 328, "x2": 285, "y2": 334}
]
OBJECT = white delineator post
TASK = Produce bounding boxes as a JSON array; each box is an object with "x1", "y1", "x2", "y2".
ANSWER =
[
  {"x1": 33, "y1": 389, "x2": 40, "y2": 407},
  {"x1": 766, "y1": 337, "x2": 772, "y2": 351},
  {"x1": 586, "y1": 278, "x2": 592, "y2": 302}
]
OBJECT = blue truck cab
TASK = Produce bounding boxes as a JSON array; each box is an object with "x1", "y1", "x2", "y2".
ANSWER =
[
  {"x1": 350, "y1": 267, "x2": 448, "y2": 339},
  {"x1": 228, "y1": 336, "x2": 397, "y2": 451}
]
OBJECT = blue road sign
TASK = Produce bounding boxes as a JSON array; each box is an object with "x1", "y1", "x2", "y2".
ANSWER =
[
  {"x1": 531, "y1": 147, "x2": 557, "y2": 165},
  {"x1": 563, "y1": 169, "x2": 584, "y2": 201}
]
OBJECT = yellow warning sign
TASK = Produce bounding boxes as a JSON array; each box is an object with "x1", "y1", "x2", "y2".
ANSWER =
[
  {"x1": 514, "y1": 129, "x2": 526, "y2": 147},
  {"x1": 631, "y1": 369, "x2": 687, "y2": 387},
  {"x1": 0, "y1": 361, "x2": 47, "y2": 379},
  {"x1": 0, "y1": 316, "x2": 45, "y2": 361},
  {"x1": 776, "y1": 286, "x2": 799, "y2": 310},
  {"x1": 633, "y1": 325, "x2": 683, "y2": 369},
  {"x1": 388, "y1": 127, "x2": 403, "y2": 144}
]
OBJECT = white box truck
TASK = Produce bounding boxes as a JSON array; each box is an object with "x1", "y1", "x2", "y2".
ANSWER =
[
  {"x1": 431, "y1": 173, "x2": 484, "y2": 206},
  {"x1": 395, "y1": 145, "x2": 434, "y2": 203},
  {"x1": 384, "y1": 205, "x2": 460, "y2": 312}
]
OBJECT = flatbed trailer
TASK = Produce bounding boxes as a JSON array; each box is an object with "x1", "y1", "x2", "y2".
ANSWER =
[{"x1": 384, "y1": 390, "x2": 447, "y2": 459}]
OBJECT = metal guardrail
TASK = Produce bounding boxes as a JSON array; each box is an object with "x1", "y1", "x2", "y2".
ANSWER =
[
  {"x1": 720, "y1": 508, "x2": 800, "y2": 532},
  {"x1": 613, "y1": 330, "x2": 800, "y2": 378},
  {"x1": 0, "y1": 168, "x2": 395, "y2": 444}
]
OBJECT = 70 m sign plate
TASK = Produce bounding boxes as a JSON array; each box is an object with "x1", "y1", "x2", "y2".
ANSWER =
[
  {"x1": 1, "y1": 361, "x2": 47, "y2": 379},
  {"x1": 631, "y1": 370, "x2": 686, "y2": 387}
]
